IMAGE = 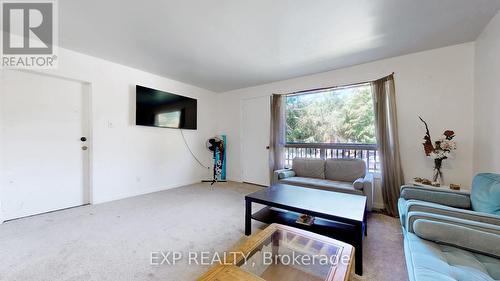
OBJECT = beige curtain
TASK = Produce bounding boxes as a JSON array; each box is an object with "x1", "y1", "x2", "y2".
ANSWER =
[
  {"x1": 372, "y1": 74, "x2": 405, "y2": 217},
  {"x1": 269, "y1": 94, "x2": 286, "y2": 179}
]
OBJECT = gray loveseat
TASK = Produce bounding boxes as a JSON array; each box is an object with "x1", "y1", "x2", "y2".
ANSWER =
[{"x1": 273, "y1": 157, "x2": 374, "y2": 211}]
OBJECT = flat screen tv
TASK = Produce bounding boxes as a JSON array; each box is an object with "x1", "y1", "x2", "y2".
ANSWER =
[{"x1": 135, "y1": 85, "x2": 197, "y2": 129}]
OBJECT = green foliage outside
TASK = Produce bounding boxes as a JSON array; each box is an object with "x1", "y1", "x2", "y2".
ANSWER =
[{"x1": 286, "y1": 85, "x2": 376, "y2": 144}]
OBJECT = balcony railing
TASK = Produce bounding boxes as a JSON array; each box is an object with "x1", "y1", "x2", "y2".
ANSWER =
[{"x1": 284, "y1": 143, "x2": 380, "y2": 173}]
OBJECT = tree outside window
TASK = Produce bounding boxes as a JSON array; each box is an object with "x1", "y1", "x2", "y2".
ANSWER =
[{"x1": 286, "y1": 84, "x2": 376, "y2": 144}]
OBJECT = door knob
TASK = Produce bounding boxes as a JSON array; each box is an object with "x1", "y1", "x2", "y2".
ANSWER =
[
  {"x1": 82, "y1": 146, "x2": 88, "y2": 151},
  {"x1": 80, "y1": 137, "x2": 87, "y2": 142}
]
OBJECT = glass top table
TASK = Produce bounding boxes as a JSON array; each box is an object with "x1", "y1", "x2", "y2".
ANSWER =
[{"x1": 198, "y1": 224, "x2": 354, "y2": 281}]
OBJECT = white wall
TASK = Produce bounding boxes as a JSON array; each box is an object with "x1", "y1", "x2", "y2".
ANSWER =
[
  {"x1": 217, "y1": 43, "x2": 475, "y2": 208},
  {"x1": 1, "y1": 47, "x2": 217, "y2": 211},
  {"x1": 474, "y1": 11, "x2": 500, "y2": 174},
  {"x1": 0, "y1": 36, "x2": 483, "y2": 218},
  {"x1": 0, "y1": 78, "x2": 3, "y2": 223}
]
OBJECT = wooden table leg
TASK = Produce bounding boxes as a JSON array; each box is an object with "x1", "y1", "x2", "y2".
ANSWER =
[{"x1": 245, "y1": 199, "x2": 251, "y2": 236}]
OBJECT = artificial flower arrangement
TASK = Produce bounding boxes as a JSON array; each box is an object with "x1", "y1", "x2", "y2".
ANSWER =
[{"x1": 419, "y1": 116, "x2": 457, "y2": 183}]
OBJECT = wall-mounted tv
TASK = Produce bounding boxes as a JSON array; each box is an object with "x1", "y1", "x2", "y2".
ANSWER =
[{"x1": 135, "y1": 85, "x2": 197, "y2": 129}]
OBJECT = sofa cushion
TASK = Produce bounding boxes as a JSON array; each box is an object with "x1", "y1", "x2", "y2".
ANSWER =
[
  {"x1": 277, "y1": 170, "x2": 296, "y2": 180},
  {"x1": 353, "y1": 178, "x2": 364, "y2": 190},
  {"x1": 405, "y1": 200, "x2": 500, "y2": 227},
  {"x1": 398, "y1": 198, "x2": 409, "y2": 227},
  {"x1": 400, "y1": 185, "x2": 471, "y2": 209},
  {"x1": 412, "y1": 218, "x2": 500, "y2": 259},
  {"x1": 279, "y1": 176, "x2": 363, "y2": 195},
  {"x1": 471, "y1": 173, "x2": 500, "y2": 215},
  {"x1": 404, "y1": 231, "x2": 500, "y2": 281},
  {"x1": 292, "y1": 158, "x2": 325, "y2": 179},
  {"x1": 325, "y1": 158, "x2": 366, "y2": 182}
]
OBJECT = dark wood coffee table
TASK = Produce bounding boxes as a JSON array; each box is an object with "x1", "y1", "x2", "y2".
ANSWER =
[{"x1": 245, "y1": 184, "x2": 367, "y2": 275}]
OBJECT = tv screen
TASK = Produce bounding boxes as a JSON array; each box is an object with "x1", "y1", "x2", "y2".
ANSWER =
[{"x1": 135, "y1": 85, "x2": 197, "y2": 129}]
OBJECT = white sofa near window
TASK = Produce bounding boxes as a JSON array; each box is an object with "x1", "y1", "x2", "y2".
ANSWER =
[{"x1": 274, "y1": 158, "x2": 374, "y2": 211}]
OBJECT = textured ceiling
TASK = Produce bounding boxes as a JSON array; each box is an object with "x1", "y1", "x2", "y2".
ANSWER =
[{"x1": 60, "y1": 0, "x2": 500, "y2": 92}]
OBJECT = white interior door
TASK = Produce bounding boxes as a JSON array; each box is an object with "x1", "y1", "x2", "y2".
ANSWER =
[
  {"x1": 241, "y1": 96, "x2": 270, "y2": 186},
  {"x1": 0, "y1": 70, "x2": 89, "y2": 220}
]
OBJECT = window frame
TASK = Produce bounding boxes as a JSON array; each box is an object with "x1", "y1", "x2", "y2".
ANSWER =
[{"x1": 283, "y1": 82, "x2": 380, "y2": 173}]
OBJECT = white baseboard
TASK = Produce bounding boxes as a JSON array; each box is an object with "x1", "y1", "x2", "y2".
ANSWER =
[
  {"x1": 0, "y1": 179, "x2": 203, "y2": 224},
  {"x1": 91, "y1": 179, "x2": 203, "y2": 205}
]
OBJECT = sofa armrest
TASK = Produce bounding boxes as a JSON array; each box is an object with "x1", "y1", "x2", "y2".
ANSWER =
[
  {"x1": 407, "y1": 211, "x2": 500, "y2": 258},
  {"x1": 406, "y1": 200, "x2": 500, "y2": 226},
  {"x1": 362, "y1": 173, "x2": 374, "y2": 211},
  {"x1": 400, "y1": 185, "x2": 471, "y2": 209},
  {"x1": 273, "y1": 169, "x2": 295, "y2": 184}
]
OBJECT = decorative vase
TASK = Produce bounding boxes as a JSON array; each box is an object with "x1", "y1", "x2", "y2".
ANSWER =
[{"x1": 433, "y1": 158, "x2": 444, "y2": 184}]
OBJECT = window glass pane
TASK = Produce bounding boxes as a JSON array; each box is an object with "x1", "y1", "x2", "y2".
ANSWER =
[{"x1": 286, "y1": 85, "x2": 376, "y2": 144}]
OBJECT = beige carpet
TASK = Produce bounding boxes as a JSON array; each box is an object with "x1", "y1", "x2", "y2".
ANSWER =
[{"x1": 0, "y1": 182, "x2": 407, "y2": 281}]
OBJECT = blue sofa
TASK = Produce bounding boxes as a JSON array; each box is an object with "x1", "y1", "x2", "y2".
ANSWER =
[{"x1": 398, "y1": 173, "x2": 500, "y2": 281}]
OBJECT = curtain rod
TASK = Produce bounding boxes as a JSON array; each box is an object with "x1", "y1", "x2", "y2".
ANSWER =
[{"x1": 285, "y1": 72, "x2": 394, "y2": 96}]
